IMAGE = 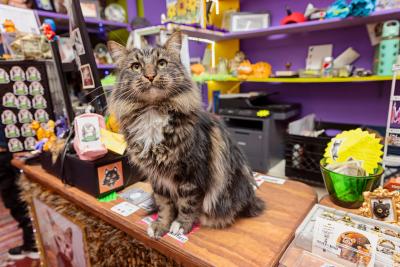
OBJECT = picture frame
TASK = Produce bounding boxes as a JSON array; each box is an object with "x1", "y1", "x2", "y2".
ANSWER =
[
  {"x1": 80, "y1": 64, "x2": 95, "y2": 89},
  {"x1": 80, "y1": 0, "x2": 100, "y2": 19},
  {"x1": 31, "y1": 197, "x2": 90, "y2": 266},
  {"x1": 34, "y1": 0, "x2": 55, "y2": 11},
  {"x1": 360, "y1": 187, "x2": 400, "y2": 224}
]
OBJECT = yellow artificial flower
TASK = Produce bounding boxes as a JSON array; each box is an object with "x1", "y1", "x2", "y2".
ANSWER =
[
  {"x1": 167, "y1": 4, "x2": 177, "y2": 18},
  {"x1": 186, "y1": 0, "x2": 197, "y2": 12},
  {"x1": 177, "y1": 0, "x2": 187, "y2": 17}
]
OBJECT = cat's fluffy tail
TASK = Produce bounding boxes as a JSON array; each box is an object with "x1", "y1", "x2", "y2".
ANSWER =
[{"x1": 240, "y1": 196, "x2": 265, "y2": 217}]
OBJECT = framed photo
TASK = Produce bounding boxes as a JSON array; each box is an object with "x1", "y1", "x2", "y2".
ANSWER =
[
  {"x1": 34, "y1": 0, "x2": 54, "y2": 11},
  {"x1": 80, "y1": 0, "x2": 100, "y2": 18},
  {"x1": 71, "y1": 28, "x2": 85, "y2": 56},
  {"x1": 360, "y1": 187, "x2": 400, "y2": 224},
  {"x1": 31, "y1": 198, "x2": 90, "y2": 267},
  {"x1": 80, "y1": 64, "x2": 95, "y2": 89}
]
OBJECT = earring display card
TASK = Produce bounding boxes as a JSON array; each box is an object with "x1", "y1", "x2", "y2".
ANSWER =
[{"x1": 0, "y1": 61, "x2": 55, "y2": 152}]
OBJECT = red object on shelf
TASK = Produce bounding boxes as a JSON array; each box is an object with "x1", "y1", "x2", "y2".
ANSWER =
[
  {"x1": 281, "y1": 9, "x2": 306, "y2": 25},
  {"x1": 384, "y1": 177, "x2": 400, "y2": 191}
]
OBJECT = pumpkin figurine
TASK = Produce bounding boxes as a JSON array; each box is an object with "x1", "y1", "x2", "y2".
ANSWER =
[
  {"x1": 252, "y1": 62, "x2": 272, "y2": 78},
  {"x1": 237, "y1": 60, "x2": 253, "y2": 79},
  {"x1": 190, "y1": 63, "x2": 205, "y2": 76},
  {"x1": 3, "y1": 19, "x2": 16, "y2": 33}
]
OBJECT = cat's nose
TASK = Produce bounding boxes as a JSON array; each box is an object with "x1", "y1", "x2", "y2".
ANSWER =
[{"x1": 144, "y1": 74, "x2": 155, "y2": 82}]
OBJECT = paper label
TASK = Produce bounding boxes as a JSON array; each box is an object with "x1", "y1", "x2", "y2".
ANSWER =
[
  {"x1": 259, "y1": 175, "x2": 286, "y2": 185},
  {"x1": 111, "y1": 202, "x2": 139, "y2": 217},
  {"x1": 312, "y1": 216, "x2": 378, "y2": 267},
  {"x1": 76, "y1": 116, "x2": 102, "y2": 150}
]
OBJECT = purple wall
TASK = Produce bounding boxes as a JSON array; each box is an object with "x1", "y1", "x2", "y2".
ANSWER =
[
  {"x1": 239, "y1": 0, "x2": 390, "y2": 126},
  {"x1": 135, "y1": 0, "x2": 391, "y2": 126}
]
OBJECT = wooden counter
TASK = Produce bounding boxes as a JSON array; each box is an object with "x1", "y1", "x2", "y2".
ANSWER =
[
  {"x1": 13, "y1": 159, "x2": 317, "y2": 267},
  {"x1": 319, "y1": 195, "x2": 361, "y2": 214}
]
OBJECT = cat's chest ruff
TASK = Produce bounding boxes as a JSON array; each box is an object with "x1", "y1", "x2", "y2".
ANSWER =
[{"x1": 128, "y1": 109, "x2": 169, "y2": 152}]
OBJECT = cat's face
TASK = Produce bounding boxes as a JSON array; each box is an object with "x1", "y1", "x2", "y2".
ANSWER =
[
  {"x1": 108, "y1": 32, "x2": 191, "y2": 105},
  {"x1": 373, "y1": 200, "x2": 391, "y2": 219},
  {"x1": 103, "y1": 167, "x2": 120, "y2": 186}
]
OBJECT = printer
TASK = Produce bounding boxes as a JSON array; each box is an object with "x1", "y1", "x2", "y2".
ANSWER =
[{"x1": 217, "y1": 92, "x2": 301, "y2": 172}]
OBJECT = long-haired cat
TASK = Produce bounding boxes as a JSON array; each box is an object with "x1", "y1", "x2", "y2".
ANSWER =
[{"x1": 108, "y1": 32, "x2": 265, "y2": 239}]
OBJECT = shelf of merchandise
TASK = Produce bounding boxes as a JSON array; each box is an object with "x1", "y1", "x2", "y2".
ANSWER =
[
  {"x1": 179, "y1": 8, "x2": 400, "y2": 41},
  {"x1": 35, "y1": 10, "x2": 130, "y2": 31},
  {"x1": 193, "y1": 75, "x2": 396, "y2": 83}
]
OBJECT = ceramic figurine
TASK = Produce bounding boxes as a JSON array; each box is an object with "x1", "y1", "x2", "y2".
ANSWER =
[
  {"x1": 3, "y1": 19, "x2": 16, "y2": 33},
  {"x1": 229, "y1": 51, "x2": 246, "y2": 75}
]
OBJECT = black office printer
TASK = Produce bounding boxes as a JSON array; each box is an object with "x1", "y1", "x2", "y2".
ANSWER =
[{"x1": 217, "y1": 92, "x2": 301, "y2": 172}]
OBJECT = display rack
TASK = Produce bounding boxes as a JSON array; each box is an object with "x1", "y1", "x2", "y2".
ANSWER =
[
  {"x1": 193, "y1": 75, "x2": 397, "y2": 83},
  {"x1": 35, "y1": 9, "x2": 131, "y2": 31},
  {"x1": 180, "y1": 8, "x2": 400, "y2": 41},
  {"x1": 382, "y1": 64, "x2": 400, "y2": 185}
]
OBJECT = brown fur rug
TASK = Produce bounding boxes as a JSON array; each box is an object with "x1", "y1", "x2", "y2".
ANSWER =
[{"x1": 17, "y1": 174, "x2": 181, "y2": 267}]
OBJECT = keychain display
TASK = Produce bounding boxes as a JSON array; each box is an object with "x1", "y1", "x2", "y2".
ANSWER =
[
  {"x1": 0, "y1": 68, "x2": 10, "y2": 84},
  {"x1": 0, "y1": 61, "x2": 55, "y2": 152},
  {"x1": 29, "y1": 82, "x2": 44, "y2": 95},
  {"x1": 1, "y1": 110, "x2": 17, "y2": 125},
  {"x1": 18, "y1": 96, "x2": 31, "y2": 109},
  {"x1": 13, "y1": 82, "x2": 28, "y2": 95},
  {"x1": 10, "y1": 66, "x2": 25, "y2": 81},
  {"x1": 26, "y1": 66, "x2": 41, "y2": 82},
  {"x1": 5, "y1": 125, "x2": 20, "y2": 138}
]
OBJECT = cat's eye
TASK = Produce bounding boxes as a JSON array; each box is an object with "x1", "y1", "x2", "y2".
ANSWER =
[
  {"x1": 158, "y1": 59, "x2": 167, "y2": 68},
  {"x1": 132, "y1": 62, "x2": 141, "y2": 70}
]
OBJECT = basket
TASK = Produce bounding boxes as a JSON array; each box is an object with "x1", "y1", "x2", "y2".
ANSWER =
[{"x1": 285, "y1": 122, "x2": 360, "y2": 186}]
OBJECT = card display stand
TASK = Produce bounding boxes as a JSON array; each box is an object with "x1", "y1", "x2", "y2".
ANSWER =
[
  {"x1": 0, "y1": 60, "x2": 55, "y2": 152},
  {"x1": 280, "y1": 204, "x2": 400, "y2": 267}
]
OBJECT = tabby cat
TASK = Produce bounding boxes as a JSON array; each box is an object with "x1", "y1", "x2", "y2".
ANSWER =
[{"x1": 108, "y1": 32, "x2": 265, "y2": 239}]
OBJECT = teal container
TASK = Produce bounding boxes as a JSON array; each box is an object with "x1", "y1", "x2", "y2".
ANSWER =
[{"x1": 320, "y1": 159, "x2": 383, "y2": 209}]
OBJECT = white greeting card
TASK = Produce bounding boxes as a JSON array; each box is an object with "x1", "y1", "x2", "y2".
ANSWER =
[{"x1": 312, "y1": 216, "x2": 378, "y2": 267}]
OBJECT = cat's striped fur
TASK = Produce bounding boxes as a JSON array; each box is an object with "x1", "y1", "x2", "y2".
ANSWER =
[{"x1": 108, "y1": 32, "x2": 265, "y2": 239}]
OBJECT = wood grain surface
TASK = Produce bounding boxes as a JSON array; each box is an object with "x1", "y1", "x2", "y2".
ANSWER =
[
  {"x1": 13, "y1": 159, "x2": 317, "y2": 267},
  {"x1": 319, "y1": 195, "x2": 361, "y2": 215}
]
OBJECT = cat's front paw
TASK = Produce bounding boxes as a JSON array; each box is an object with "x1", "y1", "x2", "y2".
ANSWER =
[
  {"x1": 147, "y1": 221, "x2": 169, "y2": 239},
  {"x1": 169, "y1": 220, "x2": 193, "y2": 235}
]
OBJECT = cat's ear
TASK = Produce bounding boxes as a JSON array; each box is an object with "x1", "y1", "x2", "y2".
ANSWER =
[
  {"x1": 108, "y1": 41, "x2": 126, "y2": 63},
  {"x1": 164, "y1": 31, "x2": 182, "y2": 57}
]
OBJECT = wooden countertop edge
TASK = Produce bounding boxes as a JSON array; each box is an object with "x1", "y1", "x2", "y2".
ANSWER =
[
  {"x1": 13, "y1": 159, "x2": 211, "y2": 267},
  {"x1": 271, "y1": 189, "x2": 317, "y2": 266}
]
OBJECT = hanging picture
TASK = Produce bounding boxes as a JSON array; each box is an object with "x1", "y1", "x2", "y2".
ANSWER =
[
  {"x1": 10, "y1": 66, "x2": 25, "y2": 81},
  {"x1": 0, "y1": 68, "x2": 10, "y2": 84},
  {"x1": 390, "y1": 101, "x2": 400, "y2": 129},
  {"x1": 18, "y1": 110, "x2": 33, "y2": 124},
  {"x1": 26, "y1": 66, "x2": 41, "y2": 82},
  {"x1": 29, "y1": 82, "x2": 44, "y2": 96},
  {"x1": 32, "y1": 198, "x2": 90, "y2": 267},
  {"x1": 3, "y1": 92, "x2": 18, "y2": 108},
  {"x1": 8, "y1": 138, "x2": 23, "y2": 152},
  {"x1": 18, "y1": 96, "x2": 32, "y2": 110},
  {"x1": 80, "y1": 64, "x2": 95, "y2": 89},
  {"x1": 80, "y1": 0, "x2": 100, "y2": 18},
  {"x1": 71, "y1": 28, "x2": 85, "y2": 56},
  {"x1": 5, "y1": 125, "x2": 20, "y2": 138},
  {"x1": 97, "y1": 161, "x2": 124, "y2": 194},
  {"x1": 166, "y1": 0, "x2": 202, "y2": 24},
  {"x1": 13, "y1": 82, "x2": 28, "y2": 96},
  {"x1": 34, "y1": 0, "x2": 54, "y2": 11},
  {"x1": 1, "y1": 110, "x2": 17, "y2": 125}
]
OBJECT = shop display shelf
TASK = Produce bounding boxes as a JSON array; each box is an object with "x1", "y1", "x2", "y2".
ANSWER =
[
  {"x1": 180, "y1": 8, "x2": 400, "y2": 41},
  {"x1": 35, "y1": 10, "x2": 130, "y2": 31},
  {"x1": 193, "y1": 75, "x2": 396, "y2": 83}
]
